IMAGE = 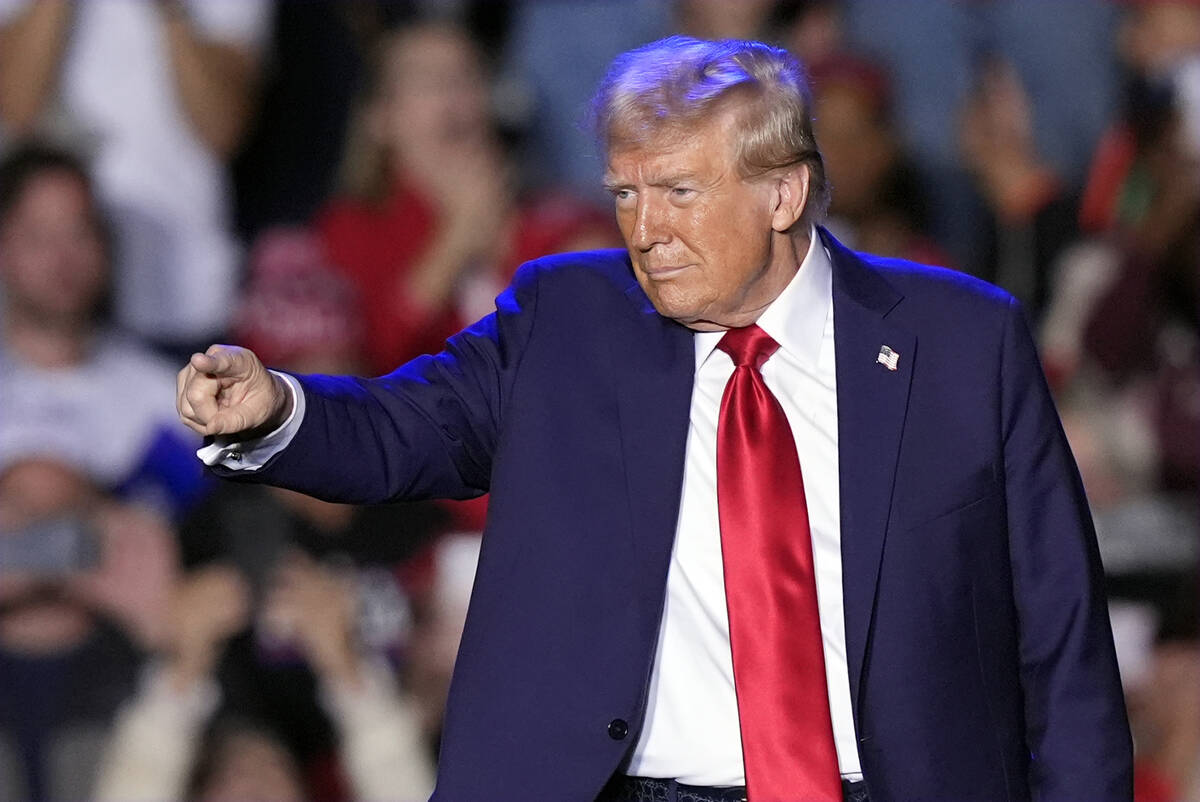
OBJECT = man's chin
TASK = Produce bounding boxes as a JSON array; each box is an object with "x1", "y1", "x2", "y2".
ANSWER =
[
  {"x1": 646, "y1": 300, "x2": 726, "y2": 332},
  {"x1": 644, "y1": 293, "x2": 695, "y2": 325},
  {"x1": 679, "y1": 319, "x2": 728, "y2": 332}
]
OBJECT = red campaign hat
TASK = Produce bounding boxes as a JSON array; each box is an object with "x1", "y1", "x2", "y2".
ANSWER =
[
  {"x1": 807, "y1": 52, "x2": 892, "y2": 115},
  {"x1": 232, "y1": 226, "x2": 365, "y2": 367}
]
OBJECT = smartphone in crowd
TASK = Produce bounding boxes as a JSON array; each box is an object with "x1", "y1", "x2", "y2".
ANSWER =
[{"x1": 0, "y1": 516, "x2": 101, "y2": 575}]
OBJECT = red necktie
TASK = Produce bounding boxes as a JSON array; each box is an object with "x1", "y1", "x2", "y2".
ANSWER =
[{"x1": 716, "y1": 325, "x2": 842, "y2": 802}]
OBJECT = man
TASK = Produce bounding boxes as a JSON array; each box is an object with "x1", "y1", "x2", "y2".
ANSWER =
[
  {"x1": 178, "y1": 38, "x2": 1131, "y2": 801},
  {"x1": 0, "y1": 143, "x2": 206, "y2": 519},
  {"x1": 0, "y1": 0, "x2": 270, "y2": 349}
]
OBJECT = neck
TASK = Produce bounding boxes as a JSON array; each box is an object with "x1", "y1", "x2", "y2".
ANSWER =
[{"x1": 4, "y1": 308, "x2": 92, "y2": 368}]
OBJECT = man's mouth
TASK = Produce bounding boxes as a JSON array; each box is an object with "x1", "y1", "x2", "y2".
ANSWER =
[{"x1": 642, "y1": 264, "x2": 694, "y2": 280}]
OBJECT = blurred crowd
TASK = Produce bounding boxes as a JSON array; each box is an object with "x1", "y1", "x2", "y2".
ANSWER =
[{"x1": 0, "y1": 1, "x2": 1195, "y2": 800}]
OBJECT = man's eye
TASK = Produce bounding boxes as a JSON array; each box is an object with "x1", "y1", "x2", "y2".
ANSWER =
[
  {"x1": 671, "y1": 186, "x2": 696, "y2": 199},
  {"x1": 612, "y1": 188, "x2": 634, "y2": 202}
]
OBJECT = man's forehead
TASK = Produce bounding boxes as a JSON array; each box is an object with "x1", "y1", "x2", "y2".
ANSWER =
[{"x1": 604, "y1": 115, "x2": 740, "y2": 182}]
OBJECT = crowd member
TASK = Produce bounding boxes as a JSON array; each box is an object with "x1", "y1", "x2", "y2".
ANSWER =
[
  {"x1": 1034, "y1": 4, "x2": 1200, "y2": 795},
  {"x1": 841, "y1": 0, "x2": 1120, "y2": 275},
  {"x1": 957, "y1": 56, "x2": 1081, "y2": 317},
  {"x1": 774, "y1": 0, "x2": 843, "y2": 68},
  {"x1": 1039, "y1": 0, "x2": 1200, "y2": 506},
  {"x1": 232, "y1": 2, "x2": 389, "y2": 239},
  {"x1": 316, "y1": 17, "x2": 616, "y2": 537},
  {"x1": 501, "y1": 0, "x2": 782, "y2": 199},
  {"x1": 232, "y1": 2, "x2": 516, "y2": 240},
  {"x1": 179, "y1": 227, "x2": 458, "y2": 754},
  {"x1": 0, "y1": 143, "x2": 207, "y2": 519},
  {"x1": 1122, "y1": 639, "x2": 1200, "y2": 802},
  {"x1": 780, "y1": 0, "x2": 1090, "y2": 313},
  {"x1": 673, "y1": 0, "x2": 777, "y2": 40},
  {"x1": 1078, "y1": 92, "x2": 1199, "y2": 496},
  {"x1": 0, "y1": 0, "x2": 271, "y2": 351},
  {"x1": 179, "y1": 36, "x2": 1130, "y2": 800},
  {"x1": 772, "y1": 2, "x2": 947, "y2": 269},
  {"x1": 0, "y1": 458, "x2": 177, "y2": 801},
  {"x1": 498, "y1": 0, "x2": 670, "y2": 198},
  {"x1": 318, "y1": 18, "x2": 617, "y2": 375},
  {"x1": 93, "y1": 557, "x2": 434, "y2": 802},
  {"x1": 808, "y1": 54, "x2": 949, "y2": 267}
]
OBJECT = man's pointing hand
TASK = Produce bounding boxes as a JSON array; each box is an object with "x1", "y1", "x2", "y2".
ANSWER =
[{"x1": 176, "y1": 344, "x2": 292, "y2": 439}]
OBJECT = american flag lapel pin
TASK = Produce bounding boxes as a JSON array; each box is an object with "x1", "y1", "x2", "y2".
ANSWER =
[{"x1": 876, "y1": 345, "x2": 899, "y2": 371}]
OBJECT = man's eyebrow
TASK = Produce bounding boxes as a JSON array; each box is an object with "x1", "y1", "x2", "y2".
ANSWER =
[
  {"x1": 658, "y1": 170, "x2": 701, "y2": 184},
  {"x1": 602, "y1": 170, "x2": 704, "y2": 190}
]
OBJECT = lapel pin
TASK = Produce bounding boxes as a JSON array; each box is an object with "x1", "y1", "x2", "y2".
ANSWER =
[{"x1": 876, "y1": 345, "x2": 899, "y2": 371}]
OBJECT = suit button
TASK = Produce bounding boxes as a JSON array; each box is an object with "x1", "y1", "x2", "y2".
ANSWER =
[{"x1": 608, "y1": 719, "x2": 629, "y2": 740}]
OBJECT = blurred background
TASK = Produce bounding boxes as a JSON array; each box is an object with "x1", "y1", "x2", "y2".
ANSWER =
[{"x1": 0, "y1": 1, "x2": 1195, "y2": 800}]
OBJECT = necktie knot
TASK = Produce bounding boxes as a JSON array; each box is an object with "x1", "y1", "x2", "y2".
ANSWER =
[{"x1": 717, "y1": 324, "x2": 779, "y2": 371}]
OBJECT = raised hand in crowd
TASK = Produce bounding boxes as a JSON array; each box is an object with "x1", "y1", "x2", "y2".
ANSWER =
[
  {"x1": 161, "y1": 564, "x2": 251, "y2": 692},
  {"x1": 401, "y1": 141, "x2": 515, "y2": 314},
  {"x1": 259, "y1": 551, "x2": 363, "y2": 689},
  {"x1": 69, "y1": 502, "x2": 180, "y2": 651},
  {"x1": 959, "y1": 58, "x2": 1058, "y2": 224}
]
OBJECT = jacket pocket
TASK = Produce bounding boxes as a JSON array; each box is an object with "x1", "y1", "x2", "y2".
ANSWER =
[{"x1": 890, "y1": 462, "x2": 1000, "y2": 535}]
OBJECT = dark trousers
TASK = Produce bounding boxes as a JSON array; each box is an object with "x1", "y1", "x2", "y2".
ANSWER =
[{"x1": 596, "y1": 775, "x2": 871, "y2": 802}]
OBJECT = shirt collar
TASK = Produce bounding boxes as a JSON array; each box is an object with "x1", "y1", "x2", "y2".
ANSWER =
[{"x1": 695, "y1": 225, "x2": 833, "y2": 370}]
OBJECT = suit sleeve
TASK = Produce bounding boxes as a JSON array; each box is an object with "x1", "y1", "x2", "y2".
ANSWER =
[
  {"x1": 212, "y1": 260, "x2": 543, "y2": 504},
  {"x1": 999, "y1": 297, "x2": 1133, "y2": 800}
]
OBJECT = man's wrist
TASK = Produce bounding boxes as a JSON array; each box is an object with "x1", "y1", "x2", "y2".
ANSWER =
[
  {"x1": 196, "y1": 372, "x2": 304, "y2": 469},
  {"x1": 230, "y1": 371, "x2": 294, "y2": 442},
  {"x1": 269, "y1": 370, "x2": 295, "y2": 431},
  {"x1": 163, "y1": 643, "x2": 219, "y2": 693}
]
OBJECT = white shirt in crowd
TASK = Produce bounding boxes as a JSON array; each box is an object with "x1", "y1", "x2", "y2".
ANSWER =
[{"x1": 0, "y1": 332, "x2": 196, "y2": 508}]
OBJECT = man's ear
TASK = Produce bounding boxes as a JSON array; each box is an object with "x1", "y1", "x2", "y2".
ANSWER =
[{"x1": 770, "y1": 164, "x2": 811, "y2": 233}]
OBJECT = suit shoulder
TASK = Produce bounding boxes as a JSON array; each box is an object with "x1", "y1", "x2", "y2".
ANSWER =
[
  {"x1": 491, "y1": 249, "x2": 642, "y2": 330},
  {"x1": 513, "y1": 249, "x2": 635, "y2": 295},
  {"x1": 862, "y1": 251, "x2": 1013, "y2": 311}
]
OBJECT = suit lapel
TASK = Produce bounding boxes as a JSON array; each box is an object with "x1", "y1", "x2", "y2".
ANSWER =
[
  {"x1": 610, "y1": 276, "x2": 695, "y2": 616},
  {"x1": 824, "y1": 230, "x2": 916, "y2": 717}
]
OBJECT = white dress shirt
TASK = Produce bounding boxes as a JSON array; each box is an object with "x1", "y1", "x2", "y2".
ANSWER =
[{"x1": 198, "y1": 229, "x2": 861, "y2": 785}]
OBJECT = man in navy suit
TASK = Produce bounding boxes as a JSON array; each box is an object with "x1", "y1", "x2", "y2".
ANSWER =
[{"x1": 178, "y1": 37, "x2": 1130, "y2": 802}]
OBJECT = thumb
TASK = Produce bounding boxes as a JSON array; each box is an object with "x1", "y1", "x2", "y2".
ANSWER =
[{"x1": 191, "y1": 345, "x2": 246, "y2": 378}]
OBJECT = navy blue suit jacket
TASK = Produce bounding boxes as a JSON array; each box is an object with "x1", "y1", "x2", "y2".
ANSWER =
[{"x1": 230, "y1": 230, "x2": 1131, "y2": 801}]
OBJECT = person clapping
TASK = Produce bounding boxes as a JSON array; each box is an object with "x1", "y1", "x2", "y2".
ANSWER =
[{"x1": 94, "y1": 555, "x2": 432, "y2": 802}]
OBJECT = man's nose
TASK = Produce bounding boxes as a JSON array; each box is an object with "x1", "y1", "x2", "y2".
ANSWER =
[{"x1": 631, "y1": 195, "x2": 670, "y2": 252}]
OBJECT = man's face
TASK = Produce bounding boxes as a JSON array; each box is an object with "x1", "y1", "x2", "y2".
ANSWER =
[
  {"x1": 605, "y1": 111, "x2": 799, "y2": 331},
  {"x1": 0, "y1": 170, "x2": 106, "y2": 324},
  {"x1": 377, "y1": 26, "x2": 491, "y2": 158}
]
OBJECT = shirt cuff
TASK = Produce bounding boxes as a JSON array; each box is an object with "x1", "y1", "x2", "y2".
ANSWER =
[{"x1": 196, "y1": 371, "x2": 305, "y2": 470}]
